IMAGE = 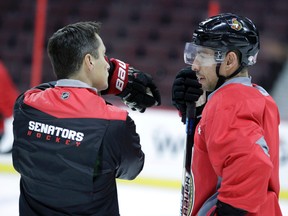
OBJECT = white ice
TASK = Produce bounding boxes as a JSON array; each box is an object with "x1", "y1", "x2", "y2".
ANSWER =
[{"x1": 1, "y1": 173, "x2": 288, "y2": 216}]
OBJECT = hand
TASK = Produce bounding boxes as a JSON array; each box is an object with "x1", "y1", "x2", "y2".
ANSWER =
[
  {"x1": 102, "y1": 58, "x2": 129, "y2": 95},
  {"x1": 102, "y1": 58, "x2": 161, "y2": 112},
  {"x1": 172, "y1": 67, "x2": 203, "y2": 123},
  {"x1": 118, "y1": 67, "x2": 161, "y2": 112}
]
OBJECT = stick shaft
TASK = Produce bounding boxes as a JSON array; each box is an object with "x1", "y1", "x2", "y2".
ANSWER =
[{"x1": 180, "y1": 103, "x2": 196, "y2": 216}]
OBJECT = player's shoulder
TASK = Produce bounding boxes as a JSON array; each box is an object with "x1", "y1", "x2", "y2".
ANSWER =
[
  {"x1": 209, "y1": 82, "x2": 265, "y2": 109},
  {"x1": 217, "y1": 82, "x2": 265, "y2": 98},
  {"x1": 22, "y1": 85, "x2": 128, "y2": 121}
]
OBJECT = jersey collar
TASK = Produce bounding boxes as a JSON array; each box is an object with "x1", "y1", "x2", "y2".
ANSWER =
[{"x1": 208, "y1": 77, "x2": 252, "y2": 100}]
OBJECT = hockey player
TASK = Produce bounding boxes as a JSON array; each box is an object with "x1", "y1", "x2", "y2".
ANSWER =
[
  {"x1": 172, "y1": 13, "x2": 282, "y2": 215},
  {"x1": 12, "y1": 21, "x2": 160, "y2": 215}
]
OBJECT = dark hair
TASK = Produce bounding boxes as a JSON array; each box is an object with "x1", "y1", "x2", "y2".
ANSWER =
[{"x1": 47, "y1": 21, "x2": 102, "y2": 79}]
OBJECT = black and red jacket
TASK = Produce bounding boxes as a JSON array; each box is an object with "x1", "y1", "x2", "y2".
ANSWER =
[{"x1": 12, "y1": 79, "x2": 144, "y2": 216}]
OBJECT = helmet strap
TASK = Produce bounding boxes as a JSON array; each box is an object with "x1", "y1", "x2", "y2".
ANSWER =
[
  {"x1": 214, "y1": 63, "x2": 244, "y2": 90},
  {"x1": 226, "y1": 64, "x2": 244, "y2": 79},
  {"x1": 215, "y1": 63, "x2": 226, "y2": 89}
]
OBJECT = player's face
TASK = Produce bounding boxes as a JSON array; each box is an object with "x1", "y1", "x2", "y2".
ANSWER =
[
  {"x1": 91, "y1": 34, "x2": 110, "y2": 91},
  {"x1": 191, "y1": 48, "x2": 219, "y2": 92}
]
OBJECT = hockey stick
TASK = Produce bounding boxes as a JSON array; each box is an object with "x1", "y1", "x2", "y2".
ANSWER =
[{"x1": 180, "y1": 103, "x2": 196, "y2": 216}]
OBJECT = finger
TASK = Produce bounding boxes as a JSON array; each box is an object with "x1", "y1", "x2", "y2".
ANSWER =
[
  {"x1": 173, "y1": 84, "x2": 185, "y2": 93},
  {"x1": 176, "y1": 67, "x2": 198, "y2": 79},
  {"x1": 149, "y1": 88, "x2": 161, "y2": 105},
  {"x1": 141, "y1": 94, "x2": 157, "y2": 107},
  {"x1": 124, "y1": 91, "x2": 155, "y2": 107},
  {"x1": 139, "y1": 107, "x2": 146, "y2": 113},
  {"x1": 176, "y1": 67, "x2": 192, "y2": 78},
  {"x1": 173, "y1": 91, "x2": 186, "y2": 101},
  {"x1": 185, "y1": 78, "x2": 202, "y2": 88},
  {"x1": 186, "y1": 87, "x2": 203, "y2": 95},
  {"x1": 133, "y1": 72, "x2": 150, "y2": 86},
  {"x1": 173, "y1": 77, "x2": 185, "y2": 85},
  {"x1": 184, "y1": 93, "x2": 201, "y2": 102},
  {"x1": 125, "y1": 102, "x2": 145, "y2": 113},
  {"x1": 130, "y1": 82, "x2": 146, "y2": 93}
]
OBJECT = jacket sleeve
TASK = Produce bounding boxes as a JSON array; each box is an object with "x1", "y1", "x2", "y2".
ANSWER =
[
  {"x1": 115, "y1": 115, "x2": 144, "y2": 180},
  {"x1": 104, "y1": 114, "x2": 144, "y2": 180}
]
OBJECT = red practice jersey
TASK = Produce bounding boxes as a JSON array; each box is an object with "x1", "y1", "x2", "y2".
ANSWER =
[{"x1": 192, "y1": 77, "x2": 282, "y2": 216}]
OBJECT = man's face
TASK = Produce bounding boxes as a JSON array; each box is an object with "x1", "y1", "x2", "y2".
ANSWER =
[
  {"x1": 90, "y1": 34, "x2": 110, "y2": 91},
  {"x1": 185, "y1": 44, "x2": 220, "y2": 92},
  {"x1": 192, "y1": 56, "x2": 219, "y2": 92}
]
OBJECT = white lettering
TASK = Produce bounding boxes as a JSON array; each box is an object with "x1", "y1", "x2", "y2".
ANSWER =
[
  {"x1": 47, "y1": 125, "x2": 55, "y2": 135},
  {"x1": 27, "y1": 121, "x2": 84, "y2": 142},
  {"x1": 118, "y1": 67, "x2": 126, "y2": 80},
  {"x1": 61, "y1": 129, "x2": 69, "y2": 138},
  {"x1": 115, "y1": 59, "x2": 127, "y2": 92},
  {"x1": 28, "y1": 121, "x2": 35, "y2": 130},
  {"x1": 116, "y1": 79, "x2": 124, "y2": 91},
  {"x1": 76, "y1": 132, "x2": 84, "y2": 142},
  {"x1": 34, "y1": 122, "x2": 42, "y2": 132},
  {"x1": 117, "y1": 59, "x2": 126, "y2": 69},
  {"x1": 55, "y1": 127, "x2": 63, "y2": 136},
  {"x1": 68, "y1": 130, "x2": 76, "y2": 140},
  {"x1": 40, "y1": 123, "x2": 48, "y2": 133}
]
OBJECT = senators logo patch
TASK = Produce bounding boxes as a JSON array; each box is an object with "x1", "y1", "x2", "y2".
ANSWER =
[{"x1": 230, "y1": 18, "x2": 243, "y2": 31}]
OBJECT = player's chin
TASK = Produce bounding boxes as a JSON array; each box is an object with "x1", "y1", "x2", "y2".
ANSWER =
[
  {"x1": 95, "y1": 80, "x2": 109, "y2": 92},
  {"x1": 100, "y1": 83, "x2": 109, "y2": 91}
]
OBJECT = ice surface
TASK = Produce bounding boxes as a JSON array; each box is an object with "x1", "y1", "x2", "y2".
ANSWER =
[{"x1": 0, "y1": 173, "x2": 287, "y2": 216}]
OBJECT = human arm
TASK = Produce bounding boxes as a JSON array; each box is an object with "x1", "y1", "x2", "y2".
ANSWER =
[
  {"x1": 115, "y1": 115, "x2": 144, "y2": 179},
  {"x1": 103, "y1": 113, "x2": 144, "y2": 180},
  {"x1": 101, "y1": 58, "x2": 161, "y2": 112}
]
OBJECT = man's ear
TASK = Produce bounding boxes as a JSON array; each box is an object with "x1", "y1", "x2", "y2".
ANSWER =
[
  {"x1": 84, "y1": 54, "x2": 94, "y2": 70},
  {"x1": 224, "y1": 51, "x2": 239, "y2": 75},
  {"x1": 226, "y1": 51, "x2": 238, "y2": 67}
]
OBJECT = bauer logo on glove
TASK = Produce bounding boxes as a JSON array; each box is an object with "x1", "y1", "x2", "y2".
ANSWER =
[{"x1": 102, "y1": 57, "x2": 161, "y2": 112}]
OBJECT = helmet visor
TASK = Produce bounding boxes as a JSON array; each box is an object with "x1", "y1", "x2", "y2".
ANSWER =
[{"x1": 184, "y1": 42, "x2": 226, "y2": 67}]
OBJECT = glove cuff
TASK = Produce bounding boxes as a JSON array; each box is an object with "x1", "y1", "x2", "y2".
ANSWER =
[{"x1": 104, "y1": 58, "x2": 129, "y2": 95}]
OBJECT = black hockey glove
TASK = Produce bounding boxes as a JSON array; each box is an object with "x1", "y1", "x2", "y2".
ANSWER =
[
  {"x1": 212, "y1": 200, "x2": 247, "y2": 216},
  {"x1": 102, "y1": 58, "x2": 161, "y2": 112},
  {"x1": 172, "y1": 67, "x2": 203, "y2": 123},
  {"x1": 118, "y1": 67, "x2": 161, "y2": 112}
]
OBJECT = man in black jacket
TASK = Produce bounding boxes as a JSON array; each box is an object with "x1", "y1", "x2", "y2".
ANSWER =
[{"x1": 12, "y1": 21, "x2": 161, "y2": 216}]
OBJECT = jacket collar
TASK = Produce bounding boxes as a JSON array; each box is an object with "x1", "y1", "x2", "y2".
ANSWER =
[{"x1": 55, "y1": 79, "x2": 98, "y2": 93}]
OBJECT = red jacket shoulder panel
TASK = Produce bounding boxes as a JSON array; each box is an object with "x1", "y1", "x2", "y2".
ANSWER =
[{"x1": 23, "y1": 87, "x2": 127, "y2": 120}]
